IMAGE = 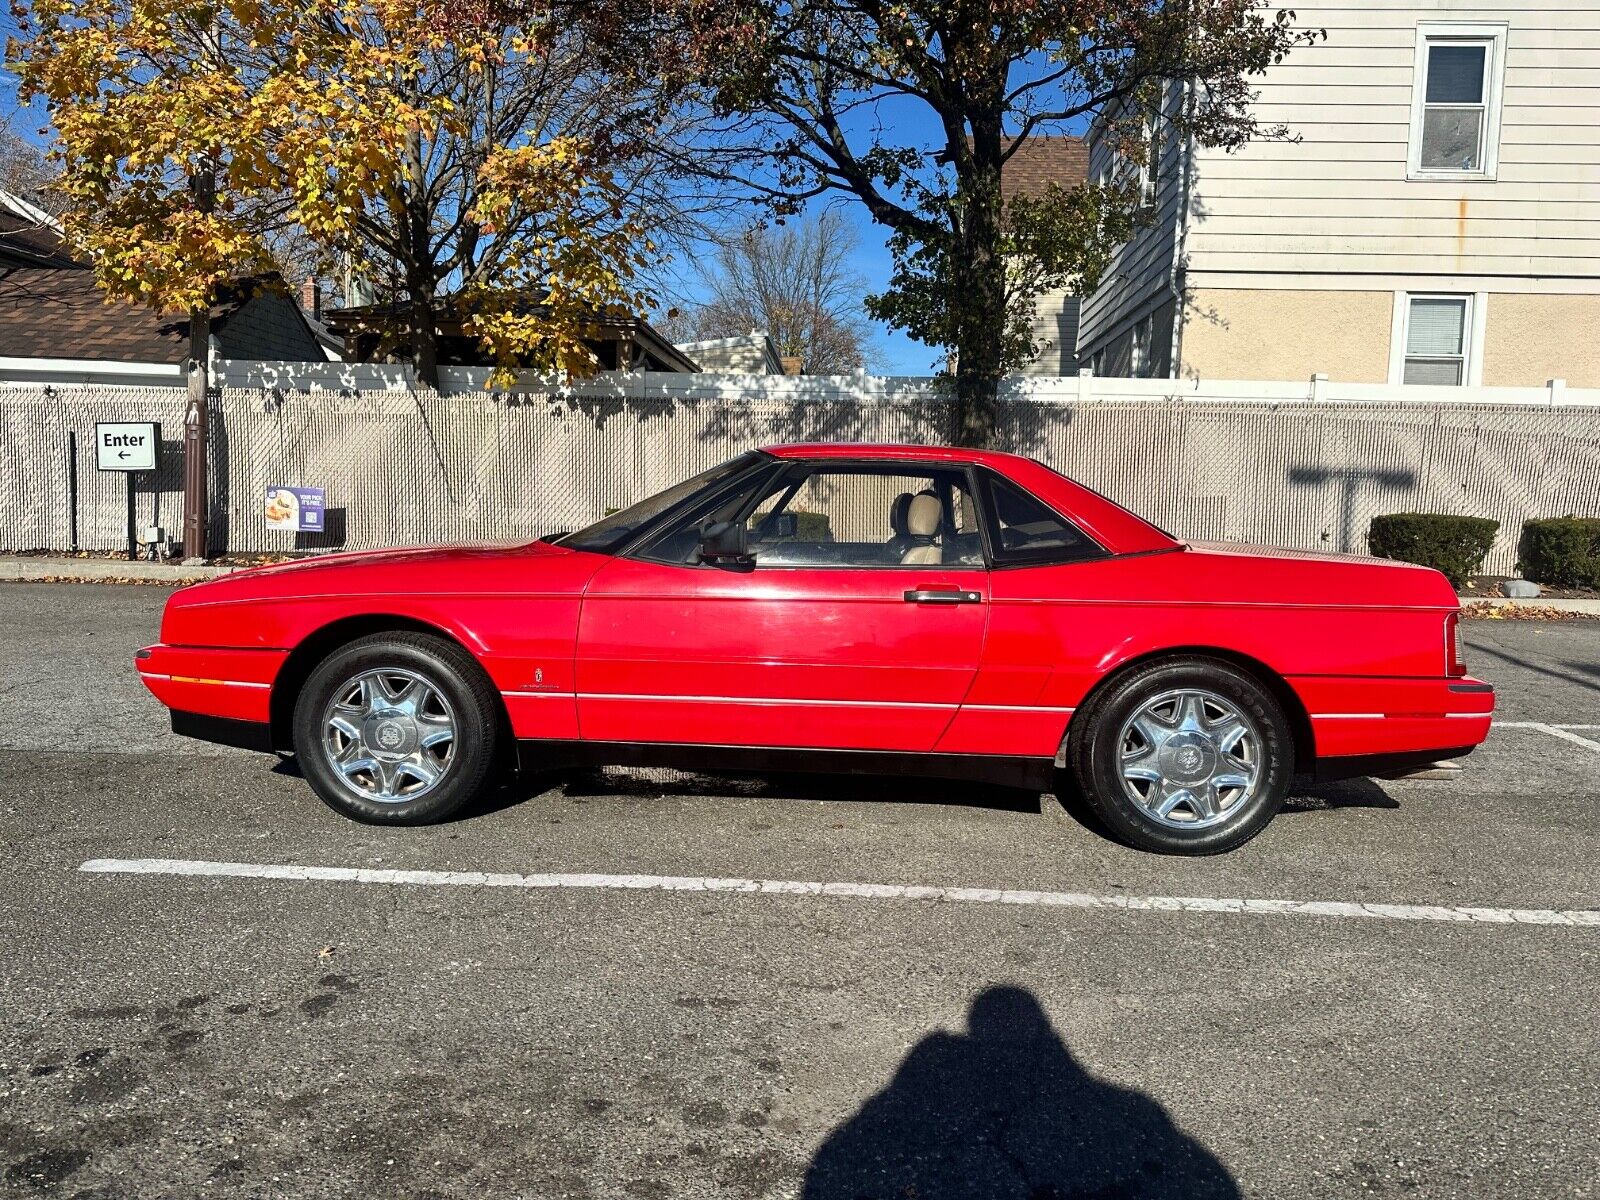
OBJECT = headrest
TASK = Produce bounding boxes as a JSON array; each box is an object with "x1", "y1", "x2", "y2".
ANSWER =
[
  {"x1": 907, "y1": 493, "x2": 941, "y2": 538},
  {"x1": 889, "y1": 492, "x2": 913, "y2": 537}
]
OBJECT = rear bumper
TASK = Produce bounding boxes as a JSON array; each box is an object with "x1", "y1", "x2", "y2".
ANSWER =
[
  {"x1": 136, "y1": 643, "x2": 287, "y2": 725},
  {"x1": 1293, "y1": 674, "x2": 1494, "y2": 761}
]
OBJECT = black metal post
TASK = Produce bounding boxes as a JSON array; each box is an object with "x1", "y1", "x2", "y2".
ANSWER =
[
  {"x1": 67, "y1": 431, "x2": 79, "y2": 553},
  {"x1": 126, "y1": 471, "x2": 138, "y2": 561}
]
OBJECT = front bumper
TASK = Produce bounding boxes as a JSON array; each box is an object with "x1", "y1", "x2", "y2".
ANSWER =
[{"x1": 135, "y1": 643, "x2": 288, "y2": 725}]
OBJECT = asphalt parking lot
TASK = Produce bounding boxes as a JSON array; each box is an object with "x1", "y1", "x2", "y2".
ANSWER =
[{"x1": 0, "y1": 583, "x2": 1596, "y2": 1199}]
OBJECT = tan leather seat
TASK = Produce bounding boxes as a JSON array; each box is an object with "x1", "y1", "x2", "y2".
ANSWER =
[{"x1": 900, "y1": 494, "x2": 943, "y2": 565}]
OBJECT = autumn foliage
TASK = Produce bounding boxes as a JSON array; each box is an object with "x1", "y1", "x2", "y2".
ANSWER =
[{"x1": 10, "y1": 0, "x2": 657, "y2": 378}]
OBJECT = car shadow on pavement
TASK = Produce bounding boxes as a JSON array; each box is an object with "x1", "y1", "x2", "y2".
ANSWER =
[
  {"x1": 556, "y1": 767, "x2": 1047, "y2": 814},
  {"x1": 1282, "y1": 776, "x2": 1400, "y2": 814},
  {"x1": 803, "y1": 985, "x2": 1240, "y2": 1199},
  {"x1": 481, "y1": 767, "x2": 1400, "y2": 834},
  {"x1": 1466, "y1": 637, "x2": 1600, "y2": 695}
]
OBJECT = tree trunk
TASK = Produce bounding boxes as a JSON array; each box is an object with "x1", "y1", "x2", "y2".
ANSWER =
[
  {"x1": 407, "y1": 272, "x2": 440, "y2": 388},
  {"x1": 181, "y1": 305, "x2": 211, "y2": 559},
  {"x1": 181, "y1": 164, "x2": 215, "y2": 560},
  {"x1": 951, "y1": 116, "x2": 1007, "y2": 447},
  {"x1": 402, "y1": 122, "x2": 440, "y2": 388}
]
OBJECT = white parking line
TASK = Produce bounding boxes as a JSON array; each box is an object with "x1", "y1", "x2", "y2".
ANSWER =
[
  {"x1": 78, "y1": 858, "x2": 1600, "y2": 928},
  {"x1": 1495, "y1": 722, "x2": 1600, "y2": 753}
]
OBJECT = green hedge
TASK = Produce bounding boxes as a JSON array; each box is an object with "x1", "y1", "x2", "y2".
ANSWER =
[
  {"x1": 1519, "y1": 517, "x2": 1600, "y2": 589},
  {"x1": 758, "y1": 510, "x2": 832, "y2": 541},
  {"x1": 792, "y1": 510, "x2": 833, "y2": 541},
  {"x1": 1368, "y1": 513, "x2": 1498, "y2": 586}
]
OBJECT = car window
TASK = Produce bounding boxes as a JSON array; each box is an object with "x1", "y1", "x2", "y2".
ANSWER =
[
  {"x1": 636, "y1": 463, "x2": 985, "y2": 569},
  {"x1": 980, "y1": 471, "x2": 1103, "y2": 566},
  {"x1": 558, "y1": 452, "x2": 766, "y2": 555}
]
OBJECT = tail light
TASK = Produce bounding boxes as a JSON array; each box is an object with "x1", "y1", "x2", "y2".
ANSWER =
[{"x1": 1445, "y1": 611, "x2": 1466, "y2": 677}]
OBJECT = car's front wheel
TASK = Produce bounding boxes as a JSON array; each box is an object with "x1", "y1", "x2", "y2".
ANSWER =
[
  {"x1": 292, "y1": 632, "x2": 502, "y2": 825},
  {"x1": 1069, "y1": 657, "x2": 1293, "y2": 855}
]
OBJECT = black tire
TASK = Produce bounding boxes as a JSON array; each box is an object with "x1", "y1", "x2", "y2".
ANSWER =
[
  {"x1": 292, "y1": 632, "x2": 502, "y2": 825},
  {"x1": 1068, "y1": 657, "x2": 1293, "y2": 855}
]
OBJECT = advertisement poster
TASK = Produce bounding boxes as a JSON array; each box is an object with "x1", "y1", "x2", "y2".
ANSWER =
[{"x1": 264, "y1": 486, "x2": 326, "y2": 532}]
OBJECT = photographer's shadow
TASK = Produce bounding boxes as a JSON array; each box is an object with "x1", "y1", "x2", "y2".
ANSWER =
[{"x1": 804, "y1": 986, "x2": 1239, "y2": 1200}]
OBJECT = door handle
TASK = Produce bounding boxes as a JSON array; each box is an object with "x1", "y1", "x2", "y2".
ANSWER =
[{"x1": 903, "y1": 588, "x2": 983, "y2": 604}]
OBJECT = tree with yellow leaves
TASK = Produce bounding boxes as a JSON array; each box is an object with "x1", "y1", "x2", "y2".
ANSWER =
[{"x1": 9, "y1": 0, "x2": 662, "y2": 384}]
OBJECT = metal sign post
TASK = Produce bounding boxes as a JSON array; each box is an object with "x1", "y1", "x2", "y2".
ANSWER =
[{"x1": 94, "y1": 422, "x2": 160, "y2": 561}]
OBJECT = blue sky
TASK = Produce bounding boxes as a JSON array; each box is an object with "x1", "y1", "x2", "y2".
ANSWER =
[{"x1": 834, "y1": 214, "x2": 929, "y2": 375}]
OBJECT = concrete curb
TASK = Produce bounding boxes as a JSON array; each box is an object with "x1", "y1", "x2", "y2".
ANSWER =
[
  {"x1": 0, "y1": 557, "x2": 236, "y2": 583},
  {"x1": 1459, "y1": 594, "x2": 1600, "y2": 615}
]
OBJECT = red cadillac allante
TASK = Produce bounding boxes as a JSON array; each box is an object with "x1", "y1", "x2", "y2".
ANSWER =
[{"x1": 137, "y1": 444, "x2": 1494, "y2": 854}]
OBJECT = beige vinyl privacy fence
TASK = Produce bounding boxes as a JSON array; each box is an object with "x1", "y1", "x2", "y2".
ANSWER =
[{"x1": 3, "y1": 373, "x2": 1599, "y2": 575}]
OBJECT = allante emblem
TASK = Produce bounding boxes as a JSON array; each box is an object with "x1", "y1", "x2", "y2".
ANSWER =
[
  {"x1": 1177, "y1": 747, "x2": 1203, "y2": 773},
  {"x1": 376, "y1": 722, "x2": 405, "y2": 749}
]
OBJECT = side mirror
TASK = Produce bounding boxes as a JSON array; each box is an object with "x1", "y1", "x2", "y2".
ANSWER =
[{"x1": 698, "y1": 520, "x2": 752, "y2": 566}]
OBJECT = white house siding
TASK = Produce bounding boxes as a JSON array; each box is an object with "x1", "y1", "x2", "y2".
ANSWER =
[
  {"x1": 1075, "y1": 85, "x2": 1191, "y2": 374},
  {"x1": 1076, "y1": 2, "x2": 1600, "y2": 385},
  {"x1": 675, "y1": 335, "x2": 786, "y2": 375},
  {"x1": 1183, "y1": 1, "x2": 1600, "y2": 288},
  {"x1": 1019, "y1": 289, "x2": 1082, "y2": 375}
]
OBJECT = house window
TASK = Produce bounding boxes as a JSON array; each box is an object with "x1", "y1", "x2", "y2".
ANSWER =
[
  {"x1": 1139, "y1": 101, "x2": 1163, "y2": 208},
  {"x1": 1131, "y1": 312, "x2": 1157, "y2": 378},
  {"x1": 1138, "y1": 117, "x2": 1159, "y2": 207},
  {"x1": 1408, "y1": 24, "x2": 1505, "y2": 178},
  {"x1": 1401, "y1": 296, "x2": 1472, "y2": 385}
]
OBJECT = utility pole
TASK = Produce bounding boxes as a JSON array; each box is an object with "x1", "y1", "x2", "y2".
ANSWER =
[{"x1": 181, "y1": 162, "x2": 215, "y2": 562}]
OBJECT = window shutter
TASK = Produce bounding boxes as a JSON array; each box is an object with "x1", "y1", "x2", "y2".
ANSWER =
[
  {"x1": 1405, "y1": 298, "x2": 1467, "y2": 356},
  {"x1": 1403, "y1": 358, "x2": 1464, "y2": 386}
]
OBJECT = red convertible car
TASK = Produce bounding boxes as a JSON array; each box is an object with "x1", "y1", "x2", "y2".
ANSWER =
[{"x1": 137, "y1": 444, "x2": 1493, "y2": 854}]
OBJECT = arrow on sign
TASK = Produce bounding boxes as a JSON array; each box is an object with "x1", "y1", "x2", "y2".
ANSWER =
[{"x1": 119, "y1": 450, "x2": 130, "y2": 459}]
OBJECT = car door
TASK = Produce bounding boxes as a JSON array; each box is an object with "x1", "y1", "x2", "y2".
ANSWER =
[{"x1": 575, "y1": 460, "x2": 990, "y2": 753}]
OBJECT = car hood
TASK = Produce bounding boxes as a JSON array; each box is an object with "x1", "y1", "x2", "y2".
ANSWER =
[
  {"x1": 225, "y1": 542, "x2": 554, "y2": 581},
  {"x1": 171, "y1": 539, "x2": 594, "y2": 608},
  {"x1": 157, "y1": 537, "x2": 609, "y2": 649}
]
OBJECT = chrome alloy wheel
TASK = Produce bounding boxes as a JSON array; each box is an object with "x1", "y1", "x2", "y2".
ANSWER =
[
  {"x1": 1117, "y1": 688, "x2": 1262, "y2": 830},
  {"x1": 321, "y1": 668, "x2": 457, "y2": 803}
]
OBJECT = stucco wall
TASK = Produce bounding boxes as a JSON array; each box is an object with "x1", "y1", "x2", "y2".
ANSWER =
[
  {"x1": 1179, "y1": 288, "x2": 1392, "y2": 383},
  {"x1": 1482, "y1": 293, "x2": 1600, "y2": 389}
]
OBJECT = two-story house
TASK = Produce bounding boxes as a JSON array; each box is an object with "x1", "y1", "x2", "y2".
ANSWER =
[{"x1": 1076, "y1": 0, "x2": 1600, "y2": 388}]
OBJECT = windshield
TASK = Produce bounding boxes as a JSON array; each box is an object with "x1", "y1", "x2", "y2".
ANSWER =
[{"x1": 558, "y1": 452, "x2": 767, "y2": 555}]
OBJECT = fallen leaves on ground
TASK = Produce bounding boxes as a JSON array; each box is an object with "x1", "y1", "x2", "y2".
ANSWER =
[
  {"x1": 3, "y1": 575, "x2": 213, "y2": 586},
  {"x1": 1462, "y1": 601, "x2": 1598, "y2": 621}
]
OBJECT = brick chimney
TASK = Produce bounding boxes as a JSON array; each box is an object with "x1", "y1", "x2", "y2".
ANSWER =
[
  {"x1": 300, "y1": 277, "x2": 321, "y2": 321},
  {"x1": 780, "y1": 355, "x2": 803, "y2": 376}
]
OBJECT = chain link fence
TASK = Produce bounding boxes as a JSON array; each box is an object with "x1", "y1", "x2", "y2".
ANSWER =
[{"x1": 3, "y1": 378, "x2": 1599, "y2": 574}]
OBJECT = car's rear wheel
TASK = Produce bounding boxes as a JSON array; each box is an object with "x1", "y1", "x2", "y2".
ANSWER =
[
  {"x1": 1069, "y1": 657, "x2": 1292, "y2": 855},
  {"x1": 292, "y1": 633, "x2": 502, "y2": 825}
]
